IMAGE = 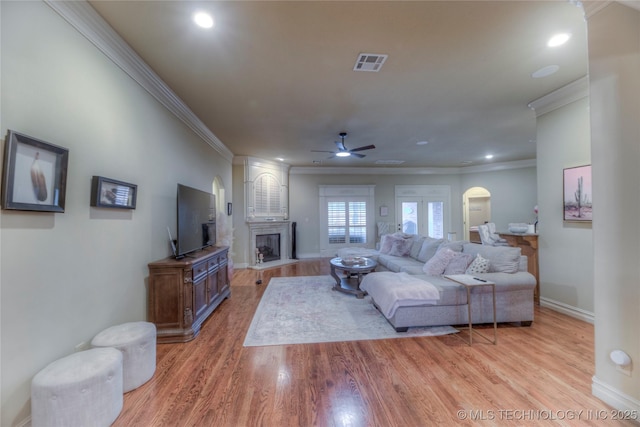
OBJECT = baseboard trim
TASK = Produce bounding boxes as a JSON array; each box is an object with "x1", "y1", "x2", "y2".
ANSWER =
[
  {"x1": 295, "y1": 252, "x2": 323, "y2": 259},
  {"x1": 539, "y1": 297, "x2": 595, "y2": 324},
  {"x1": 592, "y1": 375, "x2": 640, "y2": 414}
]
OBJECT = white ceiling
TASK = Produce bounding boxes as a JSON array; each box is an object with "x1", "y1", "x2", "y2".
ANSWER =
[{"x1": 88, "y1": 1, "x2": 589, "y2": 169}]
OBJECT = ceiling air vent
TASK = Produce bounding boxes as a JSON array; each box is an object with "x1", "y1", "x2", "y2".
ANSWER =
[{"x1": 353, "y1": 53, "x2": 388, "y2": 72}]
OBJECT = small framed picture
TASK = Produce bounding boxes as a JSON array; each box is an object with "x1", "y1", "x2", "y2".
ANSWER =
[
  {"x1": 227, "y1": 202, "x2": 233, "y2": 216},
  {"x1": 90, "y1": 176, "x2": 137, "y2": 209},
  {"x1": 563, "y1": 165, "x2": 592, "y2": 222},
  {"x1": 380, "y1": 205, "x2": 389, "y2": 217},
  {"x1": 1, "y1": 130, "x2": 69, "y2": 212}
]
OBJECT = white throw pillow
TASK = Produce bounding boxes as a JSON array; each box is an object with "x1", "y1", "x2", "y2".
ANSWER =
[
  {"x1": 444, "y1": 253, "x2": 474, "y2": 275},
  {"x1": 422, "y1": 248, "x2": 458, "y2": 275},
  {"x1": 380, "y1": 234, "x2": 413, "y2": 256},
  {"x1": 388, "y1": 238, "x2": 413, "y2": 257},
  {"x1": 379, "y1": 234, "x2": 395, "y2": 254},
  {"x1": 465, "y1": 254, "x2": 490, "y2": 274}
]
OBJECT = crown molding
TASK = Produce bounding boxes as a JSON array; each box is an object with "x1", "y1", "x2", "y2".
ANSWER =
[
  {"x1": 582, "y1": 1, "x2": 613, "y2": 17},
  {"x1": 617, "y1": 1, "x2": 640, "y2": 12},
  {"x1": 45, "y1": 0, "x2": 234, "y2": 162},
  {"x1": 289, "y1": 159, "x2": 536, "y2": 175},
  {"x1": 528, "y1": 75, "x2": 589, "y2": 117}
]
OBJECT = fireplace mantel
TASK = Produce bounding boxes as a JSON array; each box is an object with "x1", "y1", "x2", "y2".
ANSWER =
[{"x1": 247, "y1": 219, "x2": 289, "y2": 225}]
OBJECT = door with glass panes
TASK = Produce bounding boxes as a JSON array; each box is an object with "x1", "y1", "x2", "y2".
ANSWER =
[{"x1": 394, "y1": 185, "x2": 450, "y2": 238}]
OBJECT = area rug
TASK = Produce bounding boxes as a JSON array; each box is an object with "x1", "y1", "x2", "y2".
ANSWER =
[{"x1": 243, "y1": 275, "x2": 457, "y2": 347}]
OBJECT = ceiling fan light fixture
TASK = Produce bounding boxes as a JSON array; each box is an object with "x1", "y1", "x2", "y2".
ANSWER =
[{"x1": 336, "y1": 151, "x2": 351, "y2": 157}]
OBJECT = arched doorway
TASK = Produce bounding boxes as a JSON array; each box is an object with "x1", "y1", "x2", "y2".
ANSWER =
[
  {"x1": 212, "y1": 176, "x2": 225, "y2": 217},
  {"x1": 212, "y1": 176, "x2": 233, "y2": 249},
  {"x1": 463, "y1": 187, "x2": 491, "y2": 241}
]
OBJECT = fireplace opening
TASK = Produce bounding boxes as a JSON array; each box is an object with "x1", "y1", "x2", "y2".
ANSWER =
[{"x1": 256, "y1": 233, "x2": 281, "y2": 263}]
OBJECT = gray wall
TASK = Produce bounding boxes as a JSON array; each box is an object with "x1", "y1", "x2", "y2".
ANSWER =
[
  {"x1": 460, "y1": 168, "x2": 538, "y2": 228},
  {"x1": 536, "y1": 97, "x2": 593, "y2": 312},
  {"x1": 0, "y1": 2, "x2": 232, "y2": 424}
]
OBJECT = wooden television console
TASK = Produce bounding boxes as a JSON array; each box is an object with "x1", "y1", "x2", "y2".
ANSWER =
[{"x1": 148, "y1": 246, "x2": 230, "y2": 343}]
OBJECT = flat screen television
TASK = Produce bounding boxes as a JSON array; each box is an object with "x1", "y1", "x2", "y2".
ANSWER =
[{"x1": 176, "y1": 184, "x2": 216, "y2": 258}]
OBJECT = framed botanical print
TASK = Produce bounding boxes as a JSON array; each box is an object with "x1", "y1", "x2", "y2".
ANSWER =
[{"x1": 1, "y1": 130, "x2": 69, "y2": 212}]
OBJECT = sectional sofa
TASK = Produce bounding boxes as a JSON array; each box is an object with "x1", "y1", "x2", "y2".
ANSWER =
[{"x1": 339, "y1": 233, "x2": 536, "y2": 331}]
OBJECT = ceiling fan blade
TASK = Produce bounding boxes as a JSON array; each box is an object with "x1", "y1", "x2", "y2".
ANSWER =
[
  {"x1": 311, "y1": 150, "x2": 336, "y2": 153},
  {"x1": 349, "y1": 144, "x2": 376, "y2": 152},
  {"x1": 335, "y1": 140, "x2": 347, "y2": 151},
  {"x1": 350, "y1": 152, "x2": 366, "y2": 158}
]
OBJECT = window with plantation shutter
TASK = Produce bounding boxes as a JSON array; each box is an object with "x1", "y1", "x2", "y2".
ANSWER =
[
  {"x1": 254, "y1": 173, "x2": 281, "y2": 216},
  {"x1": 328, "y1": 202, "x2": 347, "y2": 244},
  {"x1": 319, "y1": 185, "x2": 375, "y2": 256},
  {"x1": 327, "y1": 201, "x2": 367, "y2": 244}
]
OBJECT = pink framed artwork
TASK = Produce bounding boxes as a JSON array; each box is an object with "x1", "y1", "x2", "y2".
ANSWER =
[{"x1": 563, "y1": 165, "x2": 592, "y2": 222}]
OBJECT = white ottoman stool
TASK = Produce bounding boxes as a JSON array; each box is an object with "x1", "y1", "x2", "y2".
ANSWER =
[
  {"x1": 31, "y1": 347, "x2": 123, "y2": 427},
  {"x1": 91, "y1": 321, "x2": 156, "y2": 392}
]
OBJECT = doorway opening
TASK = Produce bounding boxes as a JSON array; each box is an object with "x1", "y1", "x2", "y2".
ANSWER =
[{"x1": 463, "y1": 187, "x2": 491, "y2": 242}]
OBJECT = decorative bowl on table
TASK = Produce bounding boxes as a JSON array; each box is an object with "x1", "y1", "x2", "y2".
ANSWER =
[
  {"x1": 341, "y1": 256, "x2": 364, "y2": 266},
  {"x1": 508, "y1": 223, "x2": 529, "y2": 234}
]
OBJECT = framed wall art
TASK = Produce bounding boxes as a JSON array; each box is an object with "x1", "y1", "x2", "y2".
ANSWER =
[
  {"x1": 90, "y1": 176, "x2": 137, "y2": 209},
  {"x1": 1, "y1": 130, "x2": 69, "y2": 212},
  {"x1": 563, "y1": 165, "x2": 592, "y2": 222}
]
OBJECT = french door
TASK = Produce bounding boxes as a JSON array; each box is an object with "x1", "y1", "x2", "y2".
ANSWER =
[{"x1": 395, "y1": 185, "x2": 450, "y2": 238}]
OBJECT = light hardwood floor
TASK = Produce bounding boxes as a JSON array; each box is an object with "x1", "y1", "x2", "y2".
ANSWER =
[{"x1": 113, "y1": 259, "x2": 637, "y2": 426}]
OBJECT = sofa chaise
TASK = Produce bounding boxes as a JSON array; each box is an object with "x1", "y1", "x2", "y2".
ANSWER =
[{"x1": 339, "y1": 233, "x2": 536, "y2": 332}]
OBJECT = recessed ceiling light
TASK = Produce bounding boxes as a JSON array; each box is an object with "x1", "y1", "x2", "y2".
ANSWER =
[
  {"x1": 336, "y1": 152, "x2": 351, "y2": 157},
  {"x1": 416, "y1": 140, "x2": 429, "y2": 146},
  {"x1": 275, "y1": 158, "x2": 284, "y2": 162},
  {"x1": 531, "y1": 65, "x2": 560, "y2": 78},
  {"x1": 485, "y1": 154, "x2": 494, "y2": 160},
  {"x1": 193, "y1": 12, "x2": 214, "y2": 29},
  {"x1": 548, "y1": 33, "x2": 571, "y2": 47}
]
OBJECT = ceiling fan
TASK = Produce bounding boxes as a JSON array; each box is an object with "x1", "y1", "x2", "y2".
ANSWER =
[{"x1": 311, "y1": 132, "x2": 376, "y2": 158}]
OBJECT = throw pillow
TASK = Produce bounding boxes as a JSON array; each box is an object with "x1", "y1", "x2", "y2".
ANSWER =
[
  {"x1": 379, "y1": 234, "x2": 395, "y2": 254},
  {"x1": 438, "y1": 240, "x2": 464, "y2": 253},
  {"x1": 466, "y1": 254, "x2": 490, "y2": 274},
  {"x1": 462, "y1": 244, "x2": 521, "y2": 273},
  {"x1": 379, "y1": 234, "x2": 413, "y2": 256},
  {"x1": 422, "y1": 248, "x2": 458, "y2": 275},
  {"x1": 388, "y1": 238, "x2": 414, "y2": 257},
  {"x1": 417, "y1": 238, "x2": 444, "y2": 263},
  {"x1": 408, "y1": 236, "x2": 425, "y2": 259},
  {"x1": 444, "y1": 253, "x2": 474, "y2": 275}
]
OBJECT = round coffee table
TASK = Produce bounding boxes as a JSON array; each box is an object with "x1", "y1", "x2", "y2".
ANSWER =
[{"x1": 330, "y1": 257, "x2": 377, "y2": 298}]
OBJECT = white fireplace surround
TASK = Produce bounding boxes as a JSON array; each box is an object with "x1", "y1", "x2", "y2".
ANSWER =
[{"x1": 248, "y1": 220, "x2": 291, "y2": 267}]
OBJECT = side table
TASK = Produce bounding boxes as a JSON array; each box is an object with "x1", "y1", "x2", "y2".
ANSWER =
[{"x1": 444, "y1": 274, "x2": 497, "y2": 345}]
